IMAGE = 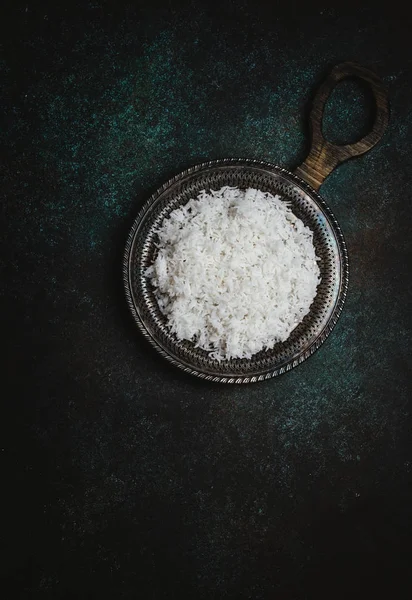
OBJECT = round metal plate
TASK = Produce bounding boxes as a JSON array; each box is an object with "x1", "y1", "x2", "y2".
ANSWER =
[{"x1": 123, "y1": 159, "x2": 348, "y2": 383}]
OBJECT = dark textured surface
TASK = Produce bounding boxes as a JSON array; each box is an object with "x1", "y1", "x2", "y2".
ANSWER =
[{"x1": 2, "y1": 2, "x2": 412, "y2": 598}]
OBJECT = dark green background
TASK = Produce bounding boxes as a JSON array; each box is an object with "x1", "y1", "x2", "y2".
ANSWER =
[{"x1": 2, "y1": 1, "x2": 412, "y2": 598}]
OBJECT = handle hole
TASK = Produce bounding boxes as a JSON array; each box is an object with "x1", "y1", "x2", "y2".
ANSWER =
[{"x1": 322, "y1": 77, "x2": 376, "y2": 145}]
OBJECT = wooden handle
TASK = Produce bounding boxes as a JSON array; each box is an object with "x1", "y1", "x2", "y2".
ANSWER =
[{"x1": 294, "y1": 62, "x2": 389, "y2": 191}]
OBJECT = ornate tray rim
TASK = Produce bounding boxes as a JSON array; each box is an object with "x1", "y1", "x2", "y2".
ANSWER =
[{"x1": 123, "y1": 158, "x2": 349, "y2": 384}]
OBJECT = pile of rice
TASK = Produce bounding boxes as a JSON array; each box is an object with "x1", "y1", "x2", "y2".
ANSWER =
[{"x1": 146, "y1": 186, "x2": 320, "y2": 360}]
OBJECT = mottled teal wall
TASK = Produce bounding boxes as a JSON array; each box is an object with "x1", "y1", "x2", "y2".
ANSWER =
[{"x1": 2, "y1": 3, "x2": 412, "y2": 596}]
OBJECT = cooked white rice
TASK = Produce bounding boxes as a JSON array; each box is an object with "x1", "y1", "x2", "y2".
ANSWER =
[{"x1": 146, "y1": 186, "x2": 321, "y2": 361}]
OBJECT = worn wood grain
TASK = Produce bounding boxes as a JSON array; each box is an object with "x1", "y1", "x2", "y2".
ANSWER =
[{"x1": 295, "y1": 62, "x2": 389, "y2": 190}]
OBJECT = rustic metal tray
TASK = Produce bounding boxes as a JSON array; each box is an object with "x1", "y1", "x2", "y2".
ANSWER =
[{"x1": 123, "y1": 62, "x2": 388, "y2": 383}]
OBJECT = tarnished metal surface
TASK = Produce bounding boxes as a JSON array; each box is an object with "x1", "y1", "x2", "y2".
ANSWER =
[{"x1": 124, "y1": 159, "x2": 348, "y2": 382}]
